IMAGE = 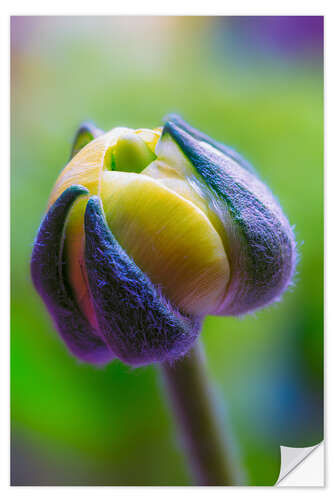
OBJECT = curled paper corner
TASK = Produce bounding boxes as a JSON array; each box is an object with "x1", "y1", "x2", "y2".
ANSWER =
[{"x1": 276, "y1": 442, "x2": 324, "y2": 485}]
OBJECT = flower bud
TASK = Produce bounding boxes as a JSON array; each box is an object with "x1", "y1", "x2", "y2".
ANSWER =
[{"x1": 31, "y1": 116, "x2": 296, "y2": 366}]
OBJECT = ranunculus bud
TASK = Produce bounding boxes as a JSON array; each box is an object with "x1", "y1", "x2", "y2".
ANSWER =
[{"x1": 31, "y1": 116, "x2": 296, "y2": 366}]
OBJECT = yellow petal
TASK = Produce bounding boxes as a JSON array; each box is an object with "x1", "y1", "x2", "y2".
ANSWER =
[
  {"x1": 142, "y1": 160, "x2": 226, "y2": 241},
  {"x1": 48, "y1": 127, "x2": 131, "y2": 207},
  {"x1": 134, "y1": 127, "x2": 162, "y2": 153},
  {"x1": 100, "y1": 171, "x2": 230, "y2": 315},
  {"x1": 63, "y1": 196, "x2": 98, "y2": 328},
  {"x1": 48, "y1": 127, "x2": 161, "y2": 208}
]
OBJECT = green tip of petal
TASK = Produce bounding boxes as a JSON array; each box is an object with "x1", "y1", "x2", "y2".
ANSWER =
[{"x1": 114, "y1": 132, "x2": 156, "y2": 173}]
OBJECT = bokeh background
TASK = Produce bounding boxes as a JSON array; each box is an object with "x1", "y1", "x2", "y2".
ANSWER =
[{"x1": 11, "y1": 16, "x2": 323, "y2": 486}]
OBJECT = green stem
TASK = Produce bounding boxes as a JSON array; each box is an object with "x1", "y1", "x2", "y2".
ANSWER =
[{"x1": 161, "y1": 342, "x2": 237, "y2": 486}]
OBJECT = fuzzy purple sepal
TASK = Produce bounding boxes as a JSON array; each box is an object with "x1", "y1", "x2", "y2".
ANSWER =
[
  {"x1": 84, "y1": 196, "x2": 201, "y2": 366},
  {"x1": 163, "y1": 115, "x2": 297, "y2": 316},
  {"x1": 30, "y1": 185, "x2": 114, "y2": 364}
]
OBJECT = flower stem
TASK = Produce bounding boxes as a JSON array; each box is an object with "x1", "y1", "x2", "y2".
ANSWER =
[{"x1": 161, "y1": 342, "x2": 237, "y2": 486}]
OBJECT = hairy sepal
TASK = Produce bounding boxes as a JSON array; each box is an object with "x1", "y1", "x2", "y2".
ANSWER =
[
  {"x1": 31, "y1": 185, "x2": 113, "y2": 364},
  {"x1": 84, "y1": 196, "x2": 201, "y2": 367},
  {"x1": 162, "y1": 117, "x2": 296, "y2": 316}
]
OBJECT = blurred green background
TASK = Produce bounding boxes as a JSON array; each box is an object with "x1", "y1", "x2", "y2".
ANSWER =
[{"x1": 11, "y1": 16, "x2": 323, "y2": 486}]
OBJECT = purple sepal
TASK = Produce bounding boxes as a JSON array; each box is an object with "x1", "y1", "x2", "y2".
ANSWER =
[
  {"x1": 164, "y1": 113, "x2": 256, "y2": 175},
  {"x1": 31, "y1": 185, "x2": 113, "y2": 365},
  {"x1": 163, "y1": 116, "x2": 296, "y2": 316},
  {"x1": 84, "y1": 196, "x2": 201, "y2": 367},
  {"x1": 70, "y1": 121, "x2": 104, "y2": 160}
]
